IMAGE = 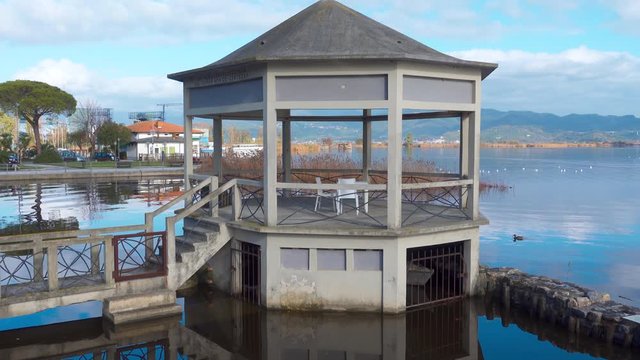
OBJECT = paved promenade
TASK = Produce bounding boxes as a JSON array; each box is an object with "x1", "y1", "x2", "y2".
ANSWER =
[{"x1": 0, "y1": 165, "x2": 184, "y2": 181}]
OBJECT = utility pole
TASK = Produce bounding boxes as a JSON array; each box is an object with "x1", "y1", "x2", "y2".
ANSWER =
[{"x1": 156, "y1": 103, "x2": 182, "y2": 121}]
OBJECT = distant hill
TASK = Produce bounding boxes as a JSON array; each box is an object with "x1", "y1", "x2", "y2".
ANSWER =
[{"x1": 181, "y1": 109, "x2": 640, "y2": 143}]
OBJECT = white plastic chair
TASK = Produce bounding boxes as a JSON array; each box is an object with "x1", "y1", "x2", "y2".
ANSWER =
[
  {"x1": 314, "y1": 177, "x2": 336, "y2": 212},
  {"x1": 337, "y1": 178, "x2": 359, "y2": 215}
]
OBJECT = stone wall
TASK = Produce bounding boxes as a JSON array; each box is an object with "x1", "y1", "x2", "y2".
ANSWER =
[{"x1": 476, "y1": 266, "x2": 640, "y2": 350}]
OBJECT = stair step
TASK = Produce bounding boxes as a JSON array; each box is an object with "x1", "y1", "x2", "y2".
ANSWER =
[
  {"x1": 176, "y1": 236, "x2": 199, "y2": 248},
  {"x1": 103, "y1": 290, "x2": 176, "y2": 314},
  {"x1": 106, "y1": 304, "x2": 182, "y2": 325},
  {"x1": 182, "y1": 230, "x2": 208, "y2": 243},
  {"x1": 184, "y1": 223, "x2": 220, "y2": 234},
  {"x1": 176, "y1": 239, "x2": 197, "y2": 263}
]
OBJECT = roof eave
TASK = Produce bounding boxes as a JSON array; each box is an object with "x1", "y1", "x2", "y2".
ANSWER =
[{"x1": 168, "y1": 57, "x2": 498, "y2": 82}]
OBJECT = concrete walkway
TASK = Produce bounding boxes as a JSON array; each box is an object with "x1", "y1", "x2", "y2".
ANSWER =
[{"x1": 0, "y1": 165, "x2": 184, "y2": 181}]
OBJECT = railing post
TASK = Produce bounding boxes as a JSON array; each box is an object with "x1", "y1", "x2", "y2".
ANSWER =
[
  {"x1": 144, "y1": 213, "x2": 155, "y2": 261},
  {"x1": 33, "y1": 246, "x2": 45, "y2": 282},
  {"x1": 105, "y1": 239, "x2": 115, "y2": 286},
  {"x1": 165, "y1": 218, "x2": 176, "y2": 284},
  {"x1": 144, "y1": 213, "x2": 154, "y2": 233},
  {"x1": 210, "y1": 176, "x2": 218, "y2": 217},
  {"x1": 232, "y1": 184, "x2": 241, "y2": 221},
  {"x1": 47, "y1": 246, "x2": 59, "y2": 291},
  {"x1": 90, "y1": 241, "x2": 101, "y2": 275}
]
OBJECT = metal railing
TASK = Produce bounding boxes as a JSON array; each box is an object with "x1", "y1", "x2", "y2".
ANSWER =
[
  {"x1": 0, "y1": 225, "x2": 145, "y2": 299},
  {"x1": 112, "y1": 231, "x2": 167, "y2": 282},
  {"x1": 272, "y1": 169, "x2": 474, "y2": 227}
]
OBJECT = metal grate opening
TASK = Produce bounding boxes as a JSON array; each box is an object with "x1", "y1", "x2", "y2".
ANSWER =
[
  {"x1": 406, "y1": 241, "x2": 466, "y2": 308},
  {"x1": 232, "y1": 241, "x2": 261, "y2": 305}
]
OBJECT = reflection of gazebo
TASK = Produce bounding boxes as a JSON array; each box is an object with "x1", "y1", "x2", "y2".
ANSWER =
[{"x1": 169, "y1": 0, "x2": 497, "y2": 312}]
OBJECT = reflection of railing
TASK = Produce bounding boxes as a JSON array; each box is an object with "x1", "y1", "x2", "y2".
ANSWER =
[
  {"x1": 116, "y1": 339, "x2": 168, "y2": 359},
  {"x1": 112, "y1": 231, "x2": 167, "y2": 282},
  {"x1": 0, "y1": 225, "x2": 145, "y2": 299}
]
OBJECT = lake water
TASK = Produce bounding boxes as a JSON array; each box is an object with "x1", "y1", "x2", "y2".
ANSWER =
[
  {"x1": 0, "y1": 177, "x2": 184, "y2": 235},
  {"x1": 1, "y1": 147, "x2": 639, "y2": 359},
  {"x1": 1, "y1": 289, "x2": 637, "y2": 360}
]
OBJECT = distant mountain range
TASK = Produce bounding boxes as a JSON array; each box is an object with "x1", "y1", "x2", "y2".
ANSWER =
[{"x1": 190, "y1": 109, "x2": 640, "y2": 144}]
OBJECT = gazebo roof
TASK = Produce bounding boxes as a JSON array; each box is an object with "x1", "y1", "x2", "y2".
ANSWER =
[{"x1": 168, "y1": 0, "x2": 497, "y2": 81}]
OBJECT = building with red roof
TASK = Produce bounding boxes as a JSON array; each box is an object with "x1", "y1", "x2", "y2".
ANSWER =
[{"x1": 125, "y1": 120, "x2": 206, "y2": 160}]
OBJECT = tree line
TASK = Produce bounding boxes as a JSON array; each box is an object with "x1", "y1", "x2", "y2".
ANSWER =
[{"x1": 0, "y1": 80, "x2": 131, "y2": 160}]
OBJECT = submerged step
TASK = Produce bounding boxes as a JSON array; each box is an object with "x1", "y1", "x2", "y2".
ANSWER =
[
  {"x1": 105, "y1": 304, "x2": 182, "y2": 325},
  {"x1": 103, "y1": 290, "x2": 176, "y2": 314}
]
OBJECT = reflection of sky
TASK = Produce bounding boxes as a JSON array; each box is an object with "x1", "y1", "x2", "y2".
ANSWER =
[
  {"x1": 0, "y1": 179, "x2": 183, "y2": 232},
  {"x1": 0, "y1": 301, "x2": 102, "y2": 331},
  {"x1": 0, "y1": 297, "x2": 186, "y2": 331},
  {"x1": 478, "y1": 316, "x2": 605, "y2": 360}
]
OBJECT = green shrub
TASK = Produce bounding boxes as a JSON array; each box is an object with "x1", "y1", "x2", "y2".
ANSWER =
[
  {"x1": 0, "y1": 150, "x2": 9, "y2": 163},
  {"x1": 34, "y1": 146, "x2": 62, "y2": 163}
]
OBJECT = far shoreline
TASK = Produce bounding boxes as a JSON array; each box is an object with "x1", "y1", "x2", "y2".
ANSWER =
[{"x1": 342, "y1": 142, "x2": 639, "y2": 150}]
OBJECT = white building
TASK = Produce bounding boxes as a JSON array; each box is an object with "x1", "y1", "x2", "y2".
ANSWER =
[{"x1": 125, "y1": 120, "x2": 204, "y2": 160}]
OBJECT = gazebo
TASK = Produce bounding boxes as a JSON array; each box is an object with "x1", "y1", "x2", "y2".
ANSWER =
[{"x1": 168, "y1": 0, "x2": 497, "y2": 312}]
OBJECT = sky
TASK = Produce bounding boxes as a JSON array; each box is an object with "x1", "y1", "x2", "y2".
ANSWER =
[{"x1": 0, "y1": 0, "x2": 639, "y2": 123}]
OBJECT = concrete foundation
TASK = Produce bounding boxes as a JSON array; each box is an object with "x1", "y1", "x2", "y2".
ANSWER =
[{"x1": 199, "y1": 216, "x2": 483, "y2": 313}]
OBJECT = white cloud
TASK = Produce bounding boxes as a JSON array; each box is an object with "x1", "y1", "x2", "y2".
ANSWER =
[
  {"x1": 451, "y1": 46, "x2": 640, "y2": 115},
  {"x1": 0, "y1": 0, "x2": 297, "y2": 44},
  {"x1": 348, "y1": 0, "x2": 506, "y2": 40},
  {"x1": 13, "y1": 59, "x2": 182, "y2": 113},
  {"x1": 607, "y1": 0, "x2": 640, "y2": 35}
]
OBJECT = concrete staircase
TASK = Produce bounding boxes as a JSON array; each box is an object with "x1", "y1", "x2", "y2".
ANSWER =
[
  {"x1": 173, "y1": 219, "x2": 231, "y2": 290},
  {"x1": 104, "y1": 218, "x2": 231, "y2": 325}
]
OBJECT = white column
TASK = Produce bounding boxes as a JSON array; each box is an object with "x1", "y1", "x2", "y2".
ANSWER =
[
  {"x1": 387, "y1": 68, "x2": 403, "y2": 229},
  {"x1": 468, "y1": 111, "x2": 480, "y2": 220},
  {"x1": 468, "y1": 77, "x2": 482, "y2": 220},
  {"x1": 183, "y1": 86, "x2": 193, "y2": 192},
  {"x1": 184, "y1": 115, "x2": 194, "y2": 189},
  {"x1": 362, "y1": 109, "x2": 372, "y2": 182},
  {"x1": 263, "y1": 73, "x2": 278, "y2": 226},
  {"x1": 459, "y1": 113, "x2": 470, "y2": 212},
  {"x1": 213, "y1": 116, "x2": 223, "y2": 180}
]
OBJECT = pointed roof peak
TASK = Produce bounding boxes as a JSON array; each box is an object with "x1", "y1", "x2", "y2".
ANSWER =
[{"x1": 169, "y1": 0, "x2": 496, "y2": 80}]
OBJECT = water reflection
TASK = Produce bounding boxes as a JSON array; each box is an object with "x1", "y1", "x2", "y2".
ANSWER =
[
  {"x1": 1, "y1": 290, "x2": 638, "y2": 360},
  {"x1": 0, "y1": 178, "x2": 183, "y2": 236},
  {"x1": 184, "y1": 289, "x2": 480, "y2": 360}
]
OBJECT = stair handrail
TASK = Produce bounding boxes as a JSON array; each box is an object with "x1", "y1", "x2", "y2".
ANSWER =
[
  {"x1": 164, "y1": 178, "x2": 240, "y2": 289},
  {"x1": 174, "y1": 179, "x2": 236, "y2": 225},
  {"x1": 144, "y1": 176, "x2": 215, "y2": 233}
]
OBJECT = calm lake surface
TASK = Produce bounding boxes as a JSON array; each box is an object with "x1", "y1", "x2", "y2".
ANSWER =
[{"x1": 0, "y1": 147, "x2": 638, "y2": 359}]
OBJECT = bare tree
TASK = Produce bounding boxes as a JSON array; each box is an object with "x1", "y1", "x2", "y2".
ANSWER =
[{"x1": 69, "y1": 100, "x2": 112, "y2": 156}]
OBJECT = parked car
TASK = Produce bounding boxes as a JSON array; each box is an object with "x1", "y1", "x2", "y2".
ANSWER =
[
  {"x1": 94, "y1": 152, "x2": 116, "y2": 161},
  {"x1": 8, "y1": 153, "x2": 19, "y2": 165},
  {"x1": 59, "y1": 150, "x2": 85, "y2": 162}
]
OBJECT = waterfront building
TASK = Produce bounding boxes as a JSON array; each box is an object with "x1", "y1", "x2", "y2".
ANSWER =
[
  {"x1": 126, "y1": 119, "x2": 205, "y2": 160},
  {"x1": 169, "y1": 0, "x2": 497, "y2": 312}
]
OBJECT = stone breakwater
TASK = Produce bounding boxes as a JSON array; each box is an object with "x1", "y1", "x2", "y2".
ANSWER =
[{"x1": 475, "y1": 266, "x2": 640, "y2": 350}]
